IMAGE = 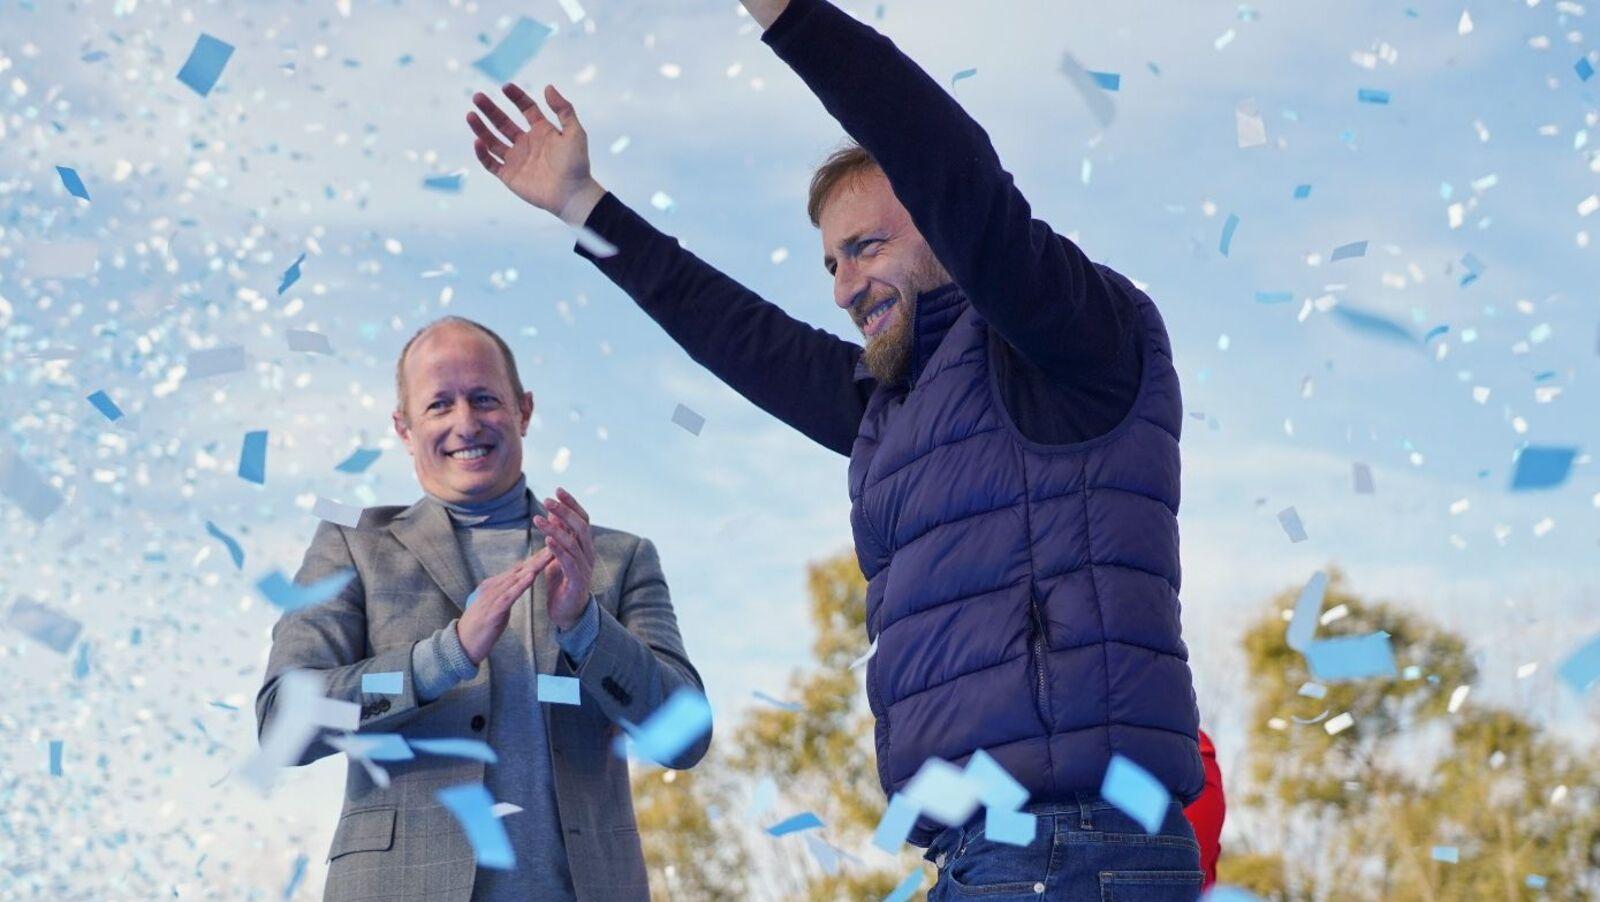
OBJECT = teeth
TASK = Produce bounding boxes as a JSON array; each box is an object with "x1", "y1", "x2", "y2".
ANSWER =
[
  {"x1": 864, "y1": 299, "x2": 893, "y2": 330},
  {"x1": 449, "y1": 447, "x2": 489, "y2": 460}
]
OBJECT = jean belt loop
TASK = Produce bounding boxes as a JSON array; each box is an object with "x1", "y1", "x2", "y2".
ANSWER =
[{"x1": 1076, "y1": 791, "x2": 1094, "y2": 830}]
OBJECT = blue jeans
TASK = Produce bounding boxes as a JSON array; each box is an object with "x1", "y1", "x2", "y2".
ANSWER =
[{"x1": 924, "y1": 794, "x2": 1203, "y2": 901}]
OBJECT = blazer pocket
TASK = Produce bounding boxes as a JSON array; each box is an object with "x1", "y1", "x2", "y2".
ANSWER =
[{"x1": 328, "y1": 807, "x2": 396, "y2": 860}]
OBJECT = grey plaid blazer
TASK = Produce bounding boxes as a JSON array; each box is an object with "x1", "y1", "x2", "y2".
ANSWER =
[{"x1": 254, "y1": 493, "x2": 709, "y2": 901}]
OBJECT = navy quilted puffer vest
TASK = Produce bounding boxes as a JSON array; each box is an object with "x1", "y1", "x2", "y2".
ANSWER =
[{"x1": 849, "y1": 274, "x2": 1203, "y2": 838}]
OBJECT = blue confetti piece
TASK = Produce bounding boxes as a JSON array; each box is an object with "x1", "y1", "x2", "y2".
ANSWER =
[
  {"x1": 86, "y1": 390, "x2": 123, "y2": 421},
  {"x1": 473, "y1": 17, "x2": 554, "y2": 83},
  {"x1": 1577, "y1": 57, "x2": 1595, "y2": 81},
  {"x1": 334, "y1": 447, "x2": 381, "y2": 474},
  {"x1": 424, "y1": 173, "x2": 464, "y2": 192},
  {"x1": 436, "y1": 783, "x2": 515, "y2": 870},
  {"x1": 1422, "y1": 324, "x2": 1449, "y2": 343},
  {"x1": 281, "y1": 852, "x2": 307, "y2": 900},
  {"x1": 205, "y1": 520, "x2": 245, "y2": 569},
  {"x1": 1219, "y1": 213, "x2": 1240, "y2": 256},
  {"x1": 1286, "y1": 570, "x2": 1329, "y2": 652},
  {"x1": 1330, "y1": 240, "x2": 1368, "y2": 262},
  {"x1": 1293, "y1": 183, "x2": 1311, "y2": 199},
  {"x1": 177, "y1": 33, "x2": 234, "y2": 97},
  {"x1": 950, "y1": 67, "x2": 977, "y2": 89},
  {"x1": 1510, "y1": 446, "x2": 1577, "y2": 491},
  {"x1": 537, "y1": 674, "x2": 581, "y2": 705},
  {"x1": 412, "y1": 738, "x2": 499, "y2": 763},
  {"x1": 1431, "y1": 845, "x2": 1459, "y2": 864},
  {"x1": 238, "y1": 430, "x2": 268, "y2": 484},
  {"x1": 255, "y1": 568, "x2": 354, "y2": 612},
  {"x1": 1557, "y1": 634, "x2": 1600, "y2": 695},
  {"x1": 1305, "y1": 632, "x2": 1397, "y2": 681},
  {"x1": 277, "y1": 252, "x2": 306, "y2": 295},
  {"x1": 1357, "y1": 88, "x2": 1390, "y2": 104},
  {"x1": 1089, "y1": 70, "x2": 1121, "y2": 91},
  {"x1": 882, "y1": 868, "x2": 924, "y2": 902},
  {"x1": 1254, "y1": 291, "x2": 1293, "y2": 305},
  {"x1": 1459, "y1": 252, "x2": 1485, "y2": 286},
  {"x1": 1101, "y1": 755, "x2": 1169, "y2": 834},
  {"x1": 765, "y1": 811, "x2": 824, "y2": 837},
  {"x1": 985, "y1": 806, "x2": 1038, "y2": 846},
  {"x1": 751, "y1": 690, "x2": 800, "y2": 712},
  {"x1": 72, "y1": 641, "x2": 90, "y2": 680},
  {"x1": 964, "y1": 749, "x2": 1029, "y2": 810},
  {"x1": 1526, "y1": 874, "x2": 1548, "y2": 889},
  {"x1": 620, "y1": 687, "x2": 712, "y2": 765},
  {"x1": 56, "y1": 166, "x2": 90, "y2": 201},
  {"x1": 1330, "y1": 305, "x2": 1416, "y2": 345},
  {"x1": 1277, "y1": 506, "x2": 1308, "y2": 543},
  {"x1": 355, "y1": 733, "x2": 416, "y2": 761},
  {"x1": 5, "y1": 597, "x2": 82, "y2": 653},
  {"x1": 362, "y1": 671, "x2": 404, "y2": 695},
  {"x1": 49, "y1": 739, "x2": 64, "y2": 776},
  {"x1": 871, "y1": 793, "x2": 920, "y2": 853},
  {"x1": 1201, "y1": 888, "x2": 1265, "y2": 902}
]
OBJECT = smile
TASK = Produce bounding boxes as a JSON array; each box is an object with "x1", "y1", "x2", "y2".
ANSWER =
[
  {"x1": 446, "y1": 445, "x2": 493, "y2": 460},
  {"x1": 862, "y1": 297, "x2": 897, "y2": 336}
]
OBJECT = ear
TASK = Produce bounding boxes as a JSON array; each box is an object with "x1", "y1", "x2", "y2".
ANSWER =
[
  {"x1": 518, "y1": 391, "x2": 535, "y2": 436},
  {"x1": 392, "y1": 409, "x2": 415, "y2": 453}
]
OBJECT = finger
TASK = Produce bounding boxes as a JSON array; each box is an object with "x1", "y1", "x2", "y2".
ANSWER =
[
  {"x1": 472, "y1": 91, "x2": 525, "y2": 143},
  {"x1": 473, "y1": 138, "x2": 504, "y2": 176},
  {"x1": 538, "y1": 502, "x2": 581, "y2": 543},
  {"x1": 554, "y1": 487, "x2": 590, "y2": 524},
  {"x1": 502, "y1": 82, "x2": 555, "y2": 132},
  {"x1": 543, "y1": 84, "x2": 580, "y2": 130},
  {"x1": 545, "y1": 531, "x2": 591, "y2": 584},
  {"x1": 547, "y1": 497, "x2": 595, "y2": 560},
  {"x1": 524, "y1": 546, "x2": 555, "y2": 571},
  {"x1": 466, "y1": 111, "x2": 513, "y2": 157}
]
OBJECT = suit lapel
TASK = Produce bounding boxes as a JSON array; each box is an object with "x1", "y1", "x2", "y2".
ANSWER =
[{"x1": 389, "y1": 497, "x2": 475, "y2": 611}]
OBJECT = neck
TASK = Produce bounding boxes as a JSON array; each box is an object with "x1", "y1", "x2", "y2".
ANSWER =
[{"x1": 428, "y1": 474, "x2": 529, "y2": 528}]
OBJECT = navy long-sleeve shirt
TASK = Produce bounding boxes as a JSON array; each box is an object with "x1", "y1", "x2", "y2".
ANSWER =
[{"x1": 575, "y1": 0, "x2": 1140, "y2": 455}]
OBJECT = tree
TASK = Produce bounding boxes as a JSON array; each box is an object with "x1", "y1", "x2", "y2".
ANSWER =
[
  {"x1": 1227, "y1": 569, "x2": 1600, "y2": 900},
  {"x1": 631, "y1": 751, "x2": 751, "y2": 901}
]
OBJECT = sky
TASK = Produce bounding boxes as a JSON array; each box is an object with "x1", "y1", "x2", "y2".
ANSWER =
[{"x1": 1, "y1": 0, "x2": 1598, "y2": 897}]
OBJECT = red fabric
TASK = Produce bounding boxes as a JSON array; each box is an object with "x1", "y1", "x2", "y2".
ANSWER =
[{"x1": 1183, "y1": 729, "x2": 1225, "y2": 888}]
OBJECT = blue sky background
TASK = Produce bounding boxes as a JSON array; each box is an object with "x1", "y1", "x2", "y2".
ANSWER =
[{"x1": 2, "y1": 0, "x2": 1597, "y2": 896}]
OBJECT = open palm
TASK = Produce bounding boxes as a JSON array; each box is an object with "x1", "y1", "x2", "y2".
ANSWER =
[{"x1": 467, "y1": 83, "x2": 595, "y2": 219}]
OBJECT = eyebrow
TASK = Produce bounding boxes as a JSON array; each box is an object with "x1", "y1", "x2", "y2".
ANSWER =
[{"x1": 429, "y1": 385, "x2": 503, "y2": 401}]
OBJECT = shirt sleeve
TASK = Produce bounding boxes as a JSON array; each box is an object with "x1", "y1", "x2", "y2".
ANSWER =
[
  {"x1": 761, "y1": 0, "x2": 1135, "y2": 382},
  {"x1": 409, "y1": 619, "x2": 480, "y2": 704},
  {"x1": 575, "y1": 191, "x2": 874, "y2": 456},
  {"x1": 554, "y1": 596, "x2": 601, "y2": 666}
]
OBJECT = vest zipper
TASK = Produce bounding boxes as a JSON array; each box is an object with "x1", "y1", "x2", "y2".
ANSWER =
[{"x1": 1028, "y1": 595, "x2": 1051, "y2": 728}]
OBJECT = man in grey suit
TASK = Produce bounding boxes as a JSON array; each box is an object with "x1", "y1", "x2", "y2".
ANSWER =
[{"x1": 255, "y1": 315, "x2": 708, "y2": 901}]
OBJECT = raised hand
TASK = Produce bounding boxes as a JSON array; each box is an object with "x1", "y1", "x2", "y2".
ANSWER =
[
  {"x1": 467, "y1": 83, "x2": 606, "y2": 225},
  {"x1": 534, "y1": 487, "x2": 597, "y2": 631},
  {"x1": 456, "y1": 548, "x2": 553, "y2": 665}
]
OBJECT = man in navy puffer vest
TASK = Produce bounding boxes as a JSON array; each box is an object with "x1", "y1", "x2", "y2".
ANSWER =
[{"x1": 466, "y1": 0, "x2": 1205, "y2": 895}]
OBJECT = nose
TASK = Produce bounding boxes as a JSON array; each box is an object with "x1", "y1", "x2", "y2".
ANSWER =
[
  {"x1": 834, "y1": 260, "x2": 867, "y2": 310},
  {"x1": 447, "y1": 399, "x2": 483, "y2": 438}
]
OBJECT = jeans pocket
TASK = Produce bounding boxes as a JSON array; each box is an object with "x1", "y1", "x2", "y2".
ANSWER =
[
  {"x1": 941, "y1": 831, "x2": 1050, "y2": 897},
  {"x1": 1098, "y1": 869, "x2": 1204, "y2": 902}
]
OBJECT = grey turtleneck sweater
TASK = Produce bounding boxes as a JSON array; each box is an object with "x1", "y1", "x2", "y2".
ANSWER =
[{"x1": 409, "y1": 474, "x2": 599, "y2": 902}]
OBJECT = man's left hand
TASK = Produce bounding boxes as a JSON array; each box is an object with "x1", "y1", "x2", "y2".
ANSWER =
[{"x1": 536, "y1": 487, "x2": 596, "y2": 630}]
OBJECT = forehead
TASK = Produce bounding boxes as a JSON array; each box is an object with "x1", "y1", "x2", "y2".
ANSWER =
[
  {"x1": 818, "y1": 170, "x2": 906, "y2": 247},
  {"x1": 403, "y1": 325, "x2": 511, "y2": 391}
]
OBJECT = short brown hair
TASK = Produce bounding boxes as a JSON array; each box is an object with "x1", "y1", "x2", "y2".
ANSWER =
[
  {"x1": 394, "y1": 316, "x2": 525, "y2": 416},
  {"x1": 806, "y1": 141, "x2": 881, "y2": 227}
]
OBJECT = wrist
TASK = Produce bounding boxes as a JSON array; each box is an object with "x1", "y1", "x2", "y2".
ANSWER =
[{"x1": 558, "y1": 180, "x2": 606, "y2": 227}]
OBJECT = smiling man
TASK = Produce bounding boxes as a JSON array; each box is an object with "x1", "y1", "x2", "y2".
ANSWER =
[
  {"x1": 255, "y1": 316, "x2": 707, "y2": 902},
  {"x1": 468, "y1": 0, "x2": 1203, "y2": 896}
]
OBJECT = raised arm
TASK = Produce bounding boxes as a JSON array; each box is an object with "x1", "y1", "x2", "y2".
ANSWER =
[
  {"x1": 466, "y1": 83, "x2": 871, "y2": 456},
  {"x1": 753, "y1": 0, "x2": 1132, "y2": 378}
]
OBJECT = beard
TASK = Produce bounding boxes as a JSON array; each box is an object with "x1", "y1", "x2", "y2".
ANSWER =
[{"x1": 858, "y1": 247, "x2": 950, "y2": 385}]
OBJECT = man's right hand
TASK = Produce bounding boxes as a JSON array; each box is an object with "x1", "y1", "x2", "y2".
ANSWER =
[
  {"x1": 455, "y1": 547, "x2": 555, "y2": 666},
  {"x1": 467, "y1": 82, "x2": 607, "y2": 226}
]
